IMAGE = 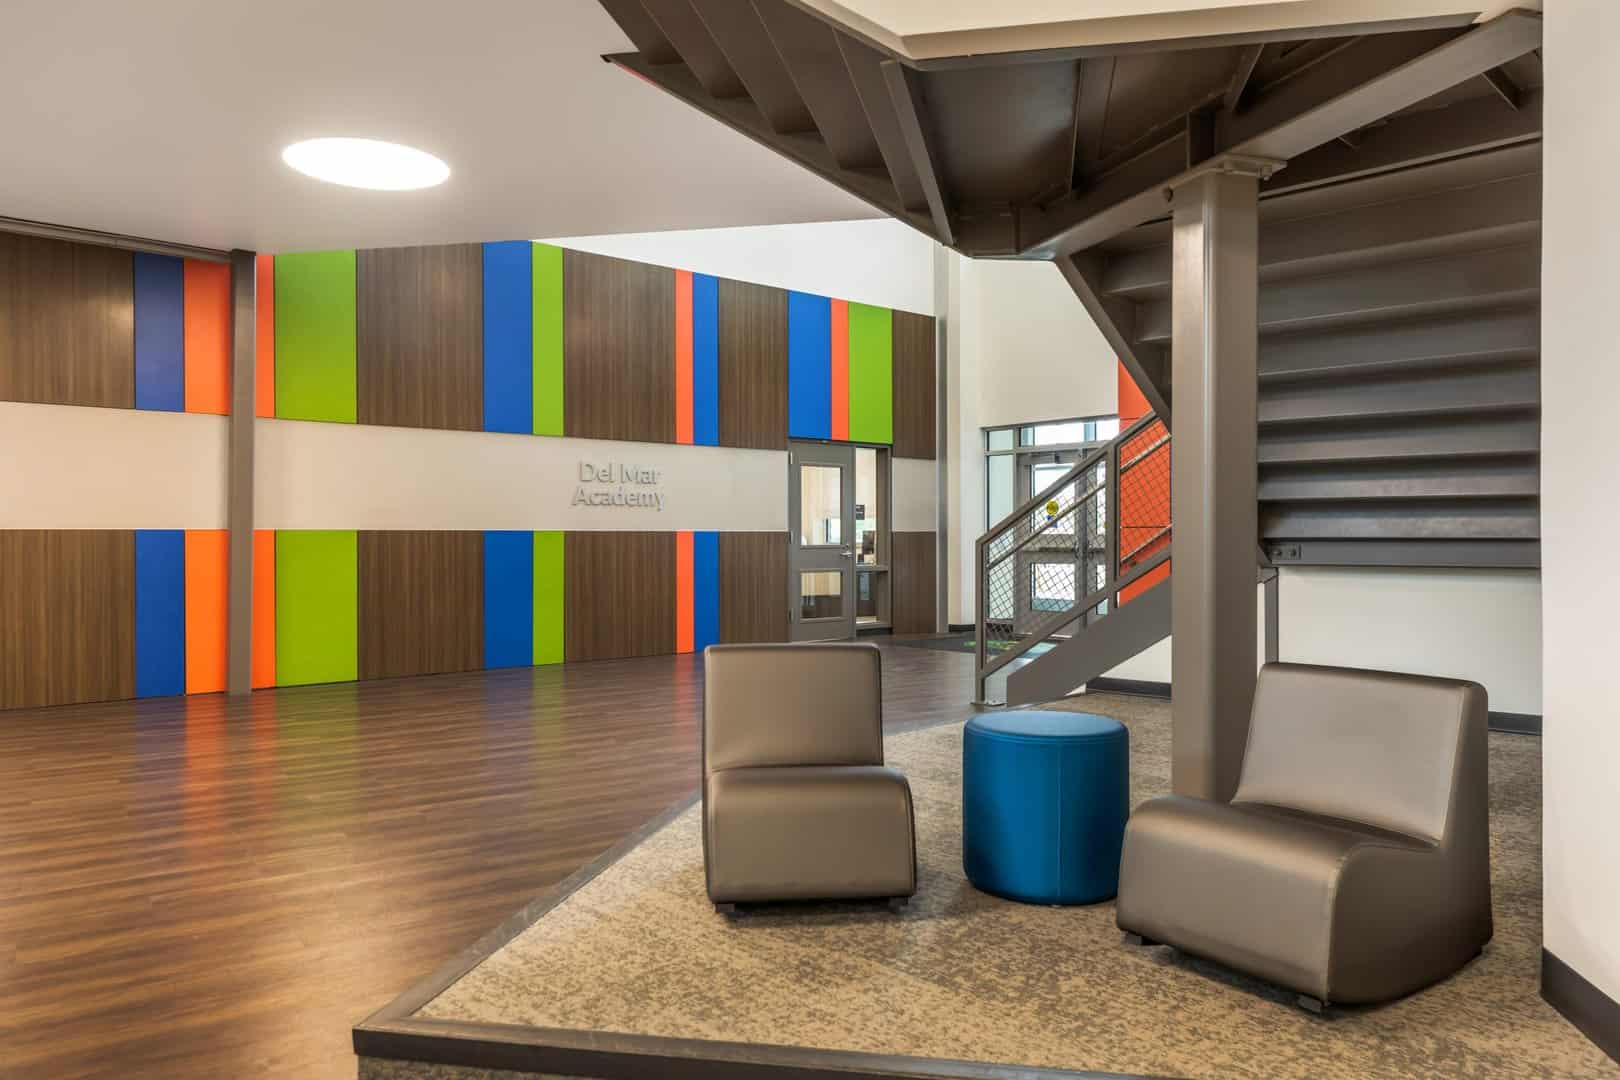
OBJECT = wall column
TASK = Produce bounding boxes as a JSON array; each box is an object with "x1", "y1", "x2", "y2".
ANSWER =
[
  {"x1": 226, "y1": 249, "x2": 257, "y2": 696},
  {"x1": 1167, "y1": 157, "x2": 1279, "y2": 801}
]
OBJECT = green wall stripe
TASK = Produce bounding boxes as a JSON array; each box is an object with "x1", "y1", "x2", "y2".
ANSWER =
[
  {"x1": 275, "y1": 530, "x2": 358, "y2": 686},
  {"x1": 275, "y1": 251, "x2": 357, "y2": 423},
  {"x1": 533, "y1": 530, "x2": 565, "y2": 665},
  {"x1": 848, "y1": 302, "x2": 893, "y2": 444},
  {"x1": 533, "y1": 243, "x2": 564, "y2": 436}
]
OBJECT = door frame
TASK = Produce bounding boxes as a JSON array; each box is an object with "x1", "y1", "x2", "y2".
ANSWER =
[{"x1": 787, "y1": 441, "x2": 860, "y2": 641}]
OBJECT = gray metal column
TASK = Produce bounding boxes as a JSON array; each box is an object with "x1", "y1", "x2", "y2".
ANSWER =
[
  {"x1": 226, "y1": 250, "x2": 257, "y2": 696},
  {"x1": 1167, "y1": 157, "x2": 1279, "y2": 801}
]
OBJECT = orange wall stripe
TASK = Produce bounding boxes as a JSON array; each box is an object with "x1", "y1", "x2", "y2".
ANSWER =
[
  {"x1": 184, "y1": 530, "x2": 229, "y2": 694},
  {"x1": 830, "y1": 299, "x2": 850, "y2": 441},
  {"x1": 674, "y1": 270, "x2": 694, "y2": 444},
  {"x1": 183, "y1": 260, "x2": 231, "y2": 415},
  {"x1": 252, "y1": 530, "x2": 276, "y2": 688},
  {"x1": 256, "y1": 255, "x2": 275, "y2": 418},
  {"x1": 675, "y1": 530, "x2": 695, "y2": 653}
]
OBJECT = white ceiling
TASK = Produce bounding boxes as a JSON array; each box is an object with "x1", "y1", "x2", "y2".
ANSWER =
[
  {"x1": 0, "y1": 0, "x2": 877, "y2": 254},
  {"x1": 809, "y1": 0, "x2": 1538, "y2": 58}
]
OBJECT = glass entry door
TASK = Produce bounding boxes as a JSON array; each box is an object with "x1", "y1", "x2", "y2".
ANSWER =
[{"x1": 788, "y1": 442, "x2": 857, "y2": 642}]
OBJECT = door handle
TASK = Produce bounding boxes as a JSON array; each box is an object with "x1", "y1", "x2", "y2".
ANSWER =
[{"x1": 840, "y1": 547, "x2": 853, "y2": 558}]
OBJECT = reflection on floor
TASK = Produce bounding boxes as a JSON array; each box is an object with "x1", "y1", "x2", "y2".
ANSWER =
[
  {"x1": 363, "y1": 695, "x2": 1616, "y2": 1080},
  {"x1": 0, "y1": 643, "x2": 978, "y2": 1079}
]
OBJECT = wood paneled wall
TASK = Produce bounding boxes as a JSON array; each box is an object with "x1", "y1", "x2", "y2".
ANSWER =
[
  {"x1": 358, "y1": 531, "x2": 484, "y2": 681},
  {"x1": 0, "y1": 530, "x2": 135, "y2": 709},
  {"x1": 565, "y1": 532, "x2": 677, "y2": 662},
  {"x1": 718, "y1": 279, "x2": 789, "y2": 450},
  {"x1": 0, "y1": 233, "x2": 134, "y2": 409},
  {"x1": 357, "y1": 245, "x2": 484, "y2": 431},
  {"x1": 718, "y1": 531, "x2": 789, "y2": 643},
  {"x1": 890, "y1": 530, "x2": 938, "y2": 635},
  {"x1": 892, "y1": 310, "x2": 937, "y2": 460},
  {"x1": 563, "y1": 251, "x2": 676, "y2": 443}
]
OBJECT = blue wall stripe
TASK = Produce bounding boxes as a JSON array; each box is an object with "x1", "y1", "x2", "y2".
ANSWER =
[
  {"x1": 482, "y1": 241, "x2": 534, "y2": 434},
  {"x1": 692, "y1": 273, "x2": 720, "y2": 446},
  {"x1": 693, "y1": 530, "x2": 720, "y2": 653},
  {"x1": 135, "y1": 530, "x2": 186, "y2": 698},
  {"x1": 787, "y1": 291, "x2": 832, "y2": 439},
  {"x1": 484, "y1": 530, "x2": 534, "y2": 668},
  {"x1": 133, "y1": 253, "x2": 185, "y2": 412}
]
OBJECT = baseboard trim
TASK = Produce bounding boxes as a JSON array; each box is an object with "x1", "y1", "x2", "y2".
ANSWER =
[
  {"x1": 1084, "y1": 677, "x2": 1169, "y2": 700},
  {"x1": 1489, "y1": 710, "x2": 1542, "y2": 735},
  {"x1": 1543, "y1": 949, "x2": 1620, "y2": 1066},
  {"x1": 1083, "y1": 679, "x2": 1540, "y2": 735}
]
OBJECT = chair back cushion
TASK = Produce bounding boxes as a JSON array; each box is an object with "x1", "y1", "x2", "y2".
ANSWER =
[
  {"x1": 1232, "y1": 663, "x2": 1485, "y2": 843},
  {"x1": 704, "y1": 643, "x2": 883, "y2": 774}
]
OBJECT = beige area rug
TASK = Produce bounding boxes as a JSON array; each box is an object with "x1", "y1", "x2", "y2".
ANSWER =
[{"x1": 394, "y1": 695, "x2": 1616, "y2": 1080}]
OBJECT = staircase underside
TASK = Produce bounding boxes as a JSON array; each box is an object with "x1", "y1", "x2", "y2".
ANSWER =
[
  {"x1": 601, "y1": 0, "x2": 1544, "y2": 572},
  {"x1": 597, "y1": 1, "x2": 1541, "y2": 261},
  {"x1": 1087, "y1": 137, "x2": 1542, "y2": 569}
]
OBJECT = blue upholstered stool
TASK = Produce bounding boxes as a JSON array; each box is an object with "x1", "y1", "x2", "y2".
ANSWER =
[{"x1": 962, "y1": 710, "x2": 1129, "y2": 905}]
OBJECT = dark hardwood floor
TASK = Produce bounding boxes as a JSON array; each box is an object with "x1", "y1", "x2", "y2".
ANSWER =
[{"x1": 0, "y1": 640, "x2": 978, "y2": 1079}]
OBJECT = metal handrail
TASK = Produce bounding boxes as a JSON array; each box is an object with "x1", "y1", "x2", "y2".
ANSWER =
[
  {"x1": 976, "y1": 546, "x2": 1170, "y2": 682},
  {"x1": 974, "y1": 412, "x2": 1170, "y2": 703}
]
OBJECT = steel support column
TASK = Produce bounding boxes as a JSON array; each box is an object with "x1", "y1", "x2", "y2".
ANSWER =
[
  {"x1": 226, "y1": 250, "x2": 257, "y2": 696},
  {"x1": 1168, "y1": 158, "x2": 1277, "y2": 801}
]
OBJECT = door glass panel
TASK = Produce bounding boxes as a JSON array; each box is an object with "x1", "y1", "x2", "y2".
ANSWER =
[
  {"x1": 854, "y1": 447, "x2": 880, "y2": 565},
  {"x1": 800, "y1": 570, "x2": 844, "y2": 620},
  {"x1": 798, "y1": 465, "x2": 843, "y2": 546},
  {"x1": 1031, "y1": 462, "x2": 1075, "y2": 535}
]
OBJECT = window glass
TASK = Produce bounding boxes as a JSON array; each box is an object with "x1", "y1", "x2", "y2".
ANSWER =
[
  {"x1": 986, "y1": 454, "x2": 1015, "y2": 528},
  {"x1": 987, "y1": 427, "x2": 1015, "y2": 452},
  {"x1": 854, "y1": 447, "x2": 880, "y2": 565},
  {"x1": 1021, "y1": 420, "x2": 1091, "y2": 447},
  {"x1": 857, "y1": 569, "x2": 882, "y2": 623}
]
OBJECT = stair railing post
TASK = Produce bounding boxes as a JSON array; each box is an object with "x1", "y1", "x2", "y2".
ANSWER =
[
  {"x1": 1105, "y1": 435, "x2": 1121, "y2": 613},
  {"x1": 974, "y1": 534, "x2": 988, "y2": 702}
]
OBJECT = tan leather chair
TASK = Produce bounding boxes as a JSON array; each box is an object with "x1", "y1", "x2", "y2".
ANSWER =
[
  {"x1": 702, "y1": 643, "x2": 916, "y2": 910},
  {"x1": 1117, "y1": 663, "x2": 1492, "y2": 1009}
]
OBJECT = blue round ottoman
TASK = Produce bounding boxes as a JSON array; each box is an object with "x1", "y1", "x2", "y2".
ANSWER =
[{"x1": 962, "y1": 711, "x2": 1129, "y2": 905}]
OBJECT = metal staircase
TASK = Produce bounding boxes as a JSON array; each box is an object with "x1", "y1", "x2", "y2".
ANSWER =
[
  {"x1": 975, "y1": 415, "x2": 1170, "y2": 705},
  {"x1": 591, "y1": 1, "x2": 1544, "y2": 705}
]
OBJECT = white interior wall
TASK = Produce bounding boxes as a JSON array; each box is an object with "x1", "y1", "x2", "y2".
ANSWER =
[
  {"x1": 1102, "y1": 571, "x2": 1545, "y2": 716},
  {"x1": 944, "y1": 254, "x2": 1122, "y2": 624},
  {"x1": 1540, "y1": 0, "x2": 1620, "y2": 1005},
  {"x1": 544, "y1": 219, "x2": 937, "y2": 315},
  {"x1": 0, "y1": 401, "x2": 228, "y2": 528},
  {"x1": 256, "y1": 419, "x2": 787, "y2": 532}
]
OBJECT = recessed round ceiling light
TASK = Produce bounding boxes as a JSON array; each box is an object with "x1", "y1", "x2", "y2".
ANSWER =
[{"x1": 281, "y1": 137, "x2": 450, "y2": 191}]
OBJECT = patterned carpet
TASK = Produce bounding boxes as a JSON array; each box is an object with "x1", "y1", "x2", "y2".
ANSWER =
[{"x1": 373, "y1": 695, "x2": 1617, "y2": 1080}]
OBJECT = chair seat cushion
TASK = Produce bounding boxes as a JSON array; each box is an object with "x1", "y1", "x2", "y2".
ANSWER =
[
  {"x1": 705, "y1": 765, "x2": 915, "y2": 903},
  {"x1": 1117, "y1": 796, "x2": 1432, "y2": 999}
]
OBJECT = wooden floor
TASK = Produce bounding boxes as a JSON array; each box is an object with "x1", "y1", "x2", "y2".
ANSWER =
[{"x1": 0, "y1": 641, "x2": 980, "y2": 1079}]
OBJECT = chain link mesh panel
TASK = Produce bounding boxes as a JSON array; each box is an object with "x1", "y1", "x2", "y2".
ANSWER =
[{"x1": 979, "y1": 417, "x2": 1172, "y2": 681}]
